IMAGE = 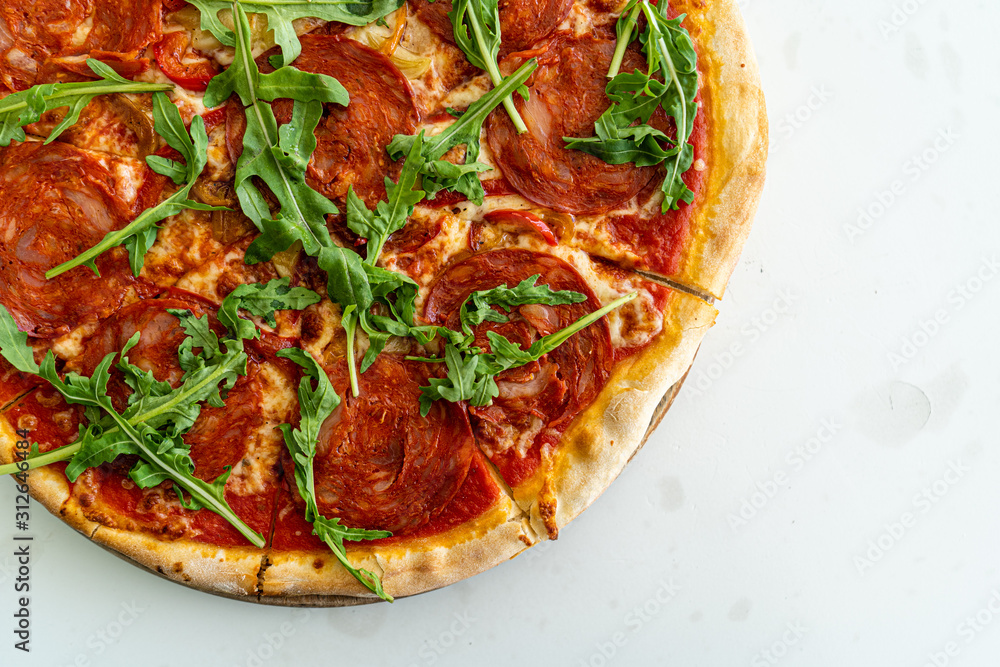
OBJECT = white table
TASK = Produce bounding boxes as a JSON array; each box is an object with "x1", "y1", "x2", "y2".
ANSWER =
[{"x1": 3, "y1": 1, "x2": 999, "y2": 665}]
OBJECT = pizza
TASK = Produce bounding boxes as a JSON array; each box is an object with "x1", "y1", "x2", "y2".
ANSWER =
[{"x1": 0, "y1": 0, "x2": 765, "y2": 602}]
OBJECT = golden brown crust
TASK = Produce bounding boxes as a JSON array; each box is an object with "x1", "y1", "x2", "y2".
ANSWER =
[
  {"x1": 672, "y1": 0, "x2": 768, "y2": 300},
  {"x1": 262, "y1": 490, "x2": 533, "y2": 600},
  {"x1": 509, "y1": 289, "x2": 717, "y2": 538},
  {"x1": 89, "y1": 526, "x2": 265, "y2": 597}
]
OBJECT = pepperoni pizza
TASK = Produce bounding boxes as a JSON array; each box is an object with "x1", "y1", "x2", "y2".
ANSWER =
[{"x1": 0, "y1": 0, "x2": 766, "y2": 602}]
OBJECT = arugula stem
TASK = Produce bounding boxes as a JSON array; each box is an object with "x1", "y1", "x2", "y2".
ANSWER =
[
  {"x1": 608, "y1": 2, "x2": 642, "y2": 78},
  {"x1": 1, "y1": 81, "x2": 172, "y2": 118},
  {"x1": 425, "y1": 59, "x2": 536, "y2": 159},
  {"x1": 0, "y1": 443, "x2": 80, "y2": 476},
  {"x1": 531, "y1": 292, "x2": 638, "y2": 352},
  {"x1": 107, "y1": 408, "x2": 264, "y2": 547},
  {"x1": 343, "y1": 309, "x2": 361, "y2": 398},
  {"x1": 234, "y1": 7, "x2": 331, "y2": 256},
  {"x1": 46, "y1": 192, "x2": 177, "y2": 279},
  {"x1": 641, "y1": 4, "x2": 689, "y2": 192},
  {"x1": 0, "y1": 351, "x2": 243, "y2": 474},
  {"x1": 465, "y1": 9, "x2": 527, "y2": 134}
]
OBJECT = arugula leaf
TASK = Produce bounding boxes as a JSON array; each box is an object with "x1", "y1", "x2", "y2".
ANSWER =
[
  {"x1": 0, "y1": 308, "x2": 39, "y2": 374},
  {"x1": 276, "y1": 348, "x2": 393, "y2": 601},
  {"x1": 386, "y1": 59, "x2": 537, "y2": 204},
  {"x1": 203, "y1": 2, "x2": 348, "y2": 262},
  {"x1": 220, "y1": 277, "x2": 321, "y2": 327},
  {"x1": 188, "y1": 0, "x2": 403, "y2": 66},
  {"x1": 45, "y1": 93, "x2": 224, "y2": 279},
  {"x1": 0, "y1": 302, "x2": 272, "y2": 546},
  {"x1": 412, "y1": 293, "x2": 638, "y2": 413},
  {"x1": 417, "y1": 345, "x2": 497, "y2": 417},
  {"x1": 459, "y1": 275, "x2": 587, "y2": 335},
  {"x1": 0, "y1": 59, "x2": 172, "y2": 147},
  {"x1": 564, "y1": 1, "x2": 699, "y2": 211},
  {"x1": 448, "y1": 0, "x2": 528, "y2": 133},
  {"x1": 345, "y1": 133, "x2": 427, "y2": 264}
]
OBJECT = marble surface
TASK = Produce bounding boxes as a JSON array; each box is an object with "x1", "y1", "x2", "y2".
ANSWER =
[{"x1": 2, "y1": 1, "x2": 999, "y2": 665}]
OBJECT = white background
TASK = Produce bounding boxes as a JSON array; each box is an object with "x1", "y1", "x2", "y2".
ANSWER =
[{"x1": 3, "y1": 1, "x2": 1000, "y2": 665}]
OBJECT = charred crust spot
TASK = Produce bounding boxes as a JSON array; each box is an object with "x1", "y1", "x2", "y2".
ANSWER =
[
  {"x1": 173, "y1": 562, "x2": 183, "y2": 573},
  {"x1": 538, "y1": 479, "x2": 560, "y2": 540},
  {"x1": 312, "y1": 558, "x2": 325, "y2": 570}
]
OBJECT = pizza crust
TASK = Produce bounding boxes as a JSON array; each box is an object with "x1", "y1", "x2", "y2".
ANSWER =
[
  {"x1": 262, "y1": 490, "x2": 533, "y2": 600},
  {"x1": 671, "y1": 0, "x2": 768, "y2": 300},
  {"x1": 511, "y1": 288, "x2": 717, "y2": 538}
]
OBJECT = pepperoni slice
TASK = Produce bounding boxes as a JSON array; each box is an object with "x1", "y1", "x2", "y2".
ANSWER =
[
  {"x1": 260, "y1": 35, "x2": 419, "y2": 210},
  {"x1": 423, "y1": 249, "x2": 612, "y2": 486},
  {"x1": 0, "y1": 142, "x2": 153, "y2": 338},
  {"x1": 0, "y1": 0, "x2": 160, "y2": 90},
  {"x1": 486, "y1": 34, "x2": 660, "y2": 215},
  {"x1": 410, "y1": 0, "x2": 572, "y2": 56},
  {"x1": 2, "y1": 294, "x2": 283, "y2": 547},
  {"x1": 284, "y1": 354, "x2": 476, "y2": 535}
]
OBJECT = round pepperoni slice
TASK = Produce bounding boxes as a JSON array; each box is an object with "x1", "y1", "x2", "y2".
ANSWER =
[
  {"x1": 0, "y1": 142, "x2": 147, "y2": 338},
  {"x1": 262, "y1": 35, "x2": 419, "y2": 209},
  {"x1": 410, "y1": 0, "x2": 572, "y2": 56},
  {"x1": 486, "y1": 34, "x2": 660, "y2": 215},
  {"x1": 423, "y1": 249, "x2": 613, "y2": 485},
  {"x1": 290, "y1": 354, "x2": 476, "y2": 535},
  {"x1": 0, "y1": 0, "x2": 160, "y2": 90}
]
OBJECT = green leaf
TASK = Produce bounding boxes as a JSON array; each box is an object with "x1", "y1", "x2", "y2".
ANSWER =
[
  {"x1": 63, "y1": 424, "x2": 137, "y2": 481},
  {"x1": 0, "y1": 306, "x2": 40, "y2": 374},
  {"x1": 221, "y1": 277, "x2": 322, "y2": 328},
  {"x1": 317, "y1": 247, "x2": 373, "y2": 313},
  {"x1": 44, "y1": 94, "x2": 225, "y2": 279},
  {"x1": 387, "y1": 59, "x2": 537, "y2": 204},
  {"x1": 188, "y1": 0, "x2": 404, "y2": 66},
  {"x1": 564, "y1": 2, "x2": 699, "y2": 211},
  {"x1": 277, "y1": 347, "x2": 392, "y2": 601},
  {"x1": 460, "y1": 275, "x2": 587, "y2": 335},
  {"x1": 415, "y1": 293, "x2": 638, "y2": 412},
  {"x1": 0, "y1": 59, "x2": 171, "y2": 147},
  {"x1": 345, "y1": 134, "x2": 427, "y2": 264},
  {"x1": 204, "y1": 4, "x2": 344, "y2": 262},
  {"x1": 418, "y1": 346, "x2": 497, "y2": 416},
  {"x1": 448, "y1": 0, "x2": 527, "y2": 132},
  {"x1": 15, "y1": 315, "x2": 265, "y2": 546}
]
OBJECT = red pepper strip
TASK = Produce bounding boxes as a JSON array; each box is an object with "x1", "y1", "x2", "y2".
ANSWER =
[
  {"x1": 483, "y1": 210, "x2": 558, "y2": 245},
  {"x1": 153, "y1": 31, "x2": 219, "y2": 92}
]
